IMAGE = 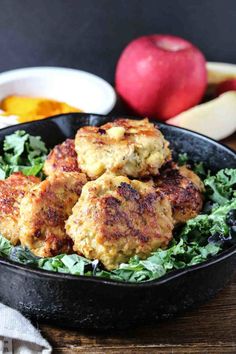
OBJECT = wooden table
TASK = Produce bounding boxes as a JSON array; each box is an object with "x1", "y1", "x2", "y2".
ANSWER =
[{"x1": 39, "y1": 134, "x2": 236, "y2": 354}]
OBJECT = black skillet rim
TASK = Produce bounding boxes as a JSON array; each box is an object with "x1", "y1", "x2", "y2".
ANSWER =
[{"x1": 0, "y1": 112, "x2": 235, "y2": 287}]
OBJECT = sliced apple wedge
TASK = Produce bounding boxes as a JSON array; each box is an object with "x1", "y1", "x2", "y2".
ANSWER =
[
  {"x1": 207, "y1": 62, "x2": 236, "y2": 85},
  {"x1": 167, "y1": 91, "x2": 236, "y2": 140}
]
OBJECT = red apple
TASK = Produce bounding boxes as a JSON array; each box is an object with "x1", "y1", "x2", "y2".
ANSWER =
[
  {"x1": 216, "y1": 79, "x2": 236, "y2": 96},
  {"x1": 115, "y1": 34, "x2": 207, "y2": 120}
]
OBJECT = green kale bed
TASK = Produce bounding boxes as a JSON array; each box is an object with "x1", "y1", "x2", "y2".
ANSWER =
[{"x1": 0, "y1": 131, "x2": 235, "y2": 283}]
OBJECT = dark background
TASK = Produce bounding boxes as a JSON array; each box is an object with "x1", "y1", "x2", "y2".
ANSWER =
[{"x1": 0, "y1": 0, "x2": 235, "y2": 83}]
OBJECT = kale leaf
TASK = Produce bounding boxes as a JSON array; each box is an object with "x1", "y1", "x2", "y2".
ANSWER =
[
  {"x1": 0, "y1": 130, "x2": 48, "y2": 179},
  {"x1": 204, "y1": 169, "x2": 236, "y2": 205}
]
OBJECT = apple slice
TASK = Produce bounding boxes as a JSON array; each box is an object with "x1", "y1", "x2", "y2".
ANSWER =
[
  {"x1": 167, "y1": 92, "x2": 236, "y2": 140},
  {"x1": 207, "y1": 62, "x2": 236, "y2": 85}
]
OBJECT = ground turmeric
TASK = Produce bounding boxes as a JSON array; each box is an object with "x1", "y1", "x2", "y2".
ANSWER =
[{"x1": 0, "y1": 95, "x2": 82, "y2": 123}]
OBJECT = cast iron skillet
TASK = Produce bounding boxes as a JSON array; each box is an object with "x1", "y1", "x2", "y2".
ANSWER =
[{"x1": 0, "y1": 113, "x2": 235, "y2": 330}]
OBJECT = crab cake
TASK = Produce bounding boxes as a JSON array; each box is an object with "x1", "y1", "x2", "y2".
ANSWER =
[
  {"x1": 19, "y1": 171, "x2": 87, "y2": 257},
  {"x1": 155, "y1": 162, "x2": 204, "y2": 224},
  {"x1": 75, "y1": 118, "x2": 171, "y2": 179},
  {"x1": 0, "y1": 172, "x2": 40, "y2": 245},
  {"x1": 43, "y1": 139, "x2": 80, "y2": 176},
  {"x1": 66, "y1": 173, "x2": 173, "y2": 270}
]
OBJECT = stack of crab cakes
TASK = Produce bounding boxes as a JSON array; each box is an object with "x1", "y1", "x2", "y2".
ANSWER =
[
  {"x1": 63, "y1": 118, "x2": 179, "y2": 269},
  {"x1": 0, "y1": 118, "x2": 204, "y2": 270}
]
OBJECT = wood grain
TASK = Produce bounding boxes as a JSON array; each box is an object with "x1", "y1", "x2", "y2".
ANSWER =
[
  {"x1": 38, "y1": 133, "x2": 236, "y2": 354},
  {"x1": 222, "y1": 133, "x2": 236, "y2": 151}
]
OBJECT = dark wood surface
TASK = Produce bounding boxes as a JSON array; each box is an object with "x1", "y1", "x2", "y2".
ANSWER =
[{"x1": 38, "y1": 133, "x2": 236, "y2": 354}]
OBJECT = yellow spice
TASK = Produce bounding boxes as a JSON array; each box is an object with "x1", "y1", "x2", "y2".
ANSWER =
[{"x1": 0, "y1": 95, "x2": 82, "y2": 123}]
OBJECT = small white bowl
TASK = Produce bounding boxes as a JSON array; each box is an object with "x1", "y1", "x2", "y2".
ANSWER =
[{"x1": 0, "y1": 67, "x2": 116, "y2": 115}]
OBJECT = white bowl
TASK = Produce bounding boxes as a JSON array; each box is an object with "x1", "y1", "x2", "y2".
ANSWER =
[{"x1": 0, "y1": 67, "x2": 116, "y2": 115}]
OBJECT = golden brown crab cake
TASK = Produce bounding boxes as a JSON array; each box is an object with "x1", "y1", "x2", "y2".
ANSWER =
[
  {"x1": 66, "y1": 173, "x2": 174, "y2": 270},
  {"x1": 43, "y1": 139, "x2": 80, "y2": 176},
  {"x1": 19, "y1": 171, "x2": 87, "y2": 257},
  {"x1": 155, "y1": 162, "x2": 204, "y2": 224},
  {"x1": 180, "y1": 165, "x2": 205, "y2": 190},
  {"x1": 75, "y1": 118, "x2": 171, "y2": 179},
  {"x1": 0, "y1": 172, "x2": 40, "y2": 245}
]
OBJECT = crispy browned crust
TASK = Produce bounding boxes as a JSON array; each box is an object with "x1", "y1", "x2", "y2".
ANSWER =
[
  {"x1": 75, "y1": 118, "x2": 171, "y2": 179},
  {"x1": 19, "y1": 172, "x2": 87, "y2": 257},
  {"x1": 97, "y1": 183, "x2": 169, "y2": 243},
  {"x1": 0, "y1": 172, "x2": 40, "y2": 245},
  {"x1": 155, "y1": 162, "x2": 204, "y2": 224},
  {"x1": 66, "y1": 173, "x2": 174, "y2": 270},
  {"x1": 43, "y1": 139, "x2": 80, "y2": 176}
]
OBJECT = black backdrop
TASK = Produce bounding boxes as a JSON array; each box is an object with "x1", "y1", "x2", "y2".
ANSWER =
[{"x1": 0, "y1": 0, "x2": 235, "y2": 83}]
